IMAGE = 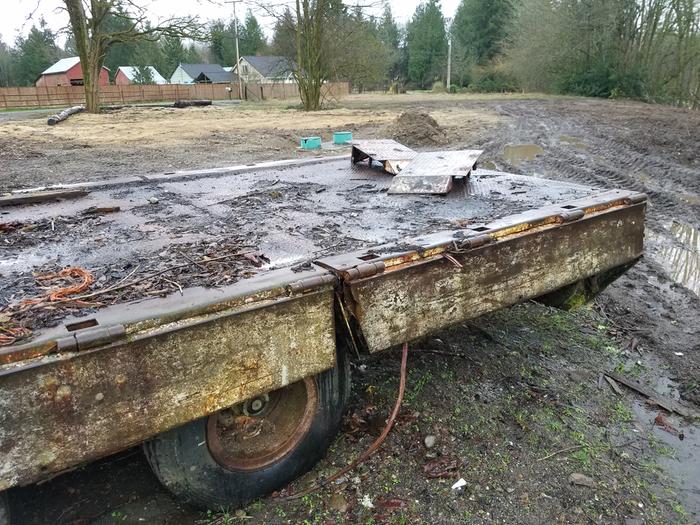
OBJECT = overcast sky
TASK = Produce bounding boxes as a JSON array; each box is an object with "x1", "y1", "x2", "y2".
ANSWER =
[{"x1": 1, "y1": 0, "x2": 461, "y2": 46}]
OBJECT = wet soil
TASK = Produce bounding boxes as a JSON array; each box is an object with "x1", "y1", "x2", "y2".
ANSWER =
[{"x1": 2, "y1": 93, "x2": 699, "y2": 524}]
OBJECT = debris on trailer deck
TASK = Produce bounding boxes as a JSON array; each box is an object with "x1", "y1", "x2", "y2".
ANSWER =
[
  {"x1": 350, "y1": 139, "x2": 416, "y2": 174},
  {"x1": 0, "y1": 189, "x2": 89, "y2": 207},
  {"x1": 0, "y1": 241, "x2": 267, "y2": 338},
  {"x1": 22, "y1": 267, "x2": 96, "y2": 305},
  {"x1": 81, "y1": 206, "x2": 121, "y2": 215},
  {"x1": 388, "y1": 149, "x2": 483, "y2": 195}
]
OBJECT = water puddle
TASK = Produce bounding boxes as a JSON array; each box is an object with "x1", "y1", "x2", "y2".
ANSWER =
[
  {"x1": 502, "y1": 144, "x2": 543, "y2": 166},
  {"x1": 652, "y1": 221, "x2": 700, "y2": 297},
  {"x1": 628, "y1": 374, "x2": 700, "y2": 520},
  {"x1": 559, "y1": 135, "x2": 587, "y2": 149}
]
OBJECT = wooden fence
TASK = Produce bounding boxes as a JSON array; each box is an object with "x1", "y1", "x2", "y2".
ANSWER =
[{"x1": 0, "y1": 82, "x2": 350, "y2": 109}]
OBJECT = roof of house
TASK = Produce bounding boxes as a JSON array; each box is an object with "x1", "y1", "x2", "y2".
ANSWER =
[
  {"x1": 241, "y1": 56, "x2": 294, "y2": 78},
  {"x1": 178, "y1": 63, "x2": 232, "y2": 83},
  {"x1": 41, "y1": 56, "x2": 110, "y2": 76},
  {"x1": 117, "y1": 66, "x2": 168, "y2": 84},
  {"x1": 41, "y1": 57, "x2": 81, "y2": 75}
]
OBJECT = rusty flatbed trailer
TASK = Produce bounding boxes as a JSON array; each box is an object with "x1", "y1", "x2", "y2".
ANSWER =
[{"x1": 0, "y1": 155, "x2": 646, "y2": 515}]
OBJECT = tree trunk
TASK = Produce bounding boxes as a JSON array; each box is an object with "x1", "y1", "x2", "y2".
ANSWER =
[{"x1": 85, "y1": 58, "x2": 102, "y2": 113}]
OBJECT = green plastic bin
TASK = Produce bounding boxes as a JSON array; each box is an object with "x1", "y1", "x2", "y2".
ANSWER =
[
  {"x1": 333, "y1": 131, "x2": 353, "y2": 145},
  {"x1": 300, "y1": 136, "x2": 322, "y2": 149}
]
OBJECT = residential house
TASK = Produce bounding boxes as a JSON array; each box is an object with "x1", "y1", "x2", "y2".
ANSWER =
[
  {"x1": 233, "y1": 56, "x2": 296, "y2": 84},
  {"x1": 169, "y1": 63, "x2": 234, "y2": 84},
  {"x1": 36, "y1": 57, "x2": 110, "y2": 87},
  {"x1": 115, "y1": 66, "x2": 168, "y2": 85}
]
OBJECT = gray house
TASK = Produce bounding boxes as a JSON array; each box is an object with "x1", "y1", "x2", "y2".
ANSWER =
[
  {"x1": 233, "y1": 56, "x2": 296, "y2": 84},
  {"x1": 170, "y1": 63, "x2": 235, "y2": 84}
]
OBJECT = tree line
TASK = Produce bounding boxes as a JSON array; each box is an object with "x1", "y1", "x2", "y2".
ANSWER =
[{"x1": 1, "y1": 0, "x2": 697, "y2": 109}]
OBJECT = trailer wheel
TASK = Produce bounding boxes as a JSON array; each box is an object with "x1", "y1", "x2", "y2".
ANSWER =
[
  {"x1": 0, "y1": 491, "x2": 9, "y2": 525},
  {"x1": 143, "y1": 349, "x2": 350, "y2": 510}
]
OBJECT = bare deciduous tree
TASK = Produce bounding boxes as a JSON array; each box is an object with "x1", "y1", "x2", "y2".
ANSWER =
[{"x1": 63, "y1": 0, "x2": 201, "y2": 112}]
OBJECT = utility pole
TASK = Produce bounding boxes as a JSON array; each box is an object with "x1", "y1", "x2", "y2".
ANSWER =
[
  {"x1": 225, "y1": 0, "x2": 243, "y2": 100},
  {"x1": 446, "y1": 18, "x2": 452, "y2": 91}
]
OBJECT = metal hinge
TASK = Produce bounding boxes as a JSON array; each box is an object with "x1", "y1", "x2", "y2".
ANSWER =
[
  {"x1": 342, "y1": 261, "x2": 385, "y2": 281},
  {"x1": 456, "y1": 233, "x2": 493, "y2": 251},
  {"x1": 558, "y1": 209, "x2": 586, "y2": 223},
  {"x1": 56, "y1": 324, "x2": 126, "y2": 353},
  {"x1": 287, "y1": 273, "x2": 337, "y2": 294}
]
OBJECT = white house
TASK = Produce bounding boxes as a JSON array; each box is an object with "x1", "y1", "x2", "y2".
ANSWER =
[
  {"x1": 233, "y1": 56, "x2": 296, "y2": 84},
  {"x1": 115, "y1": 66, "x2": 168, "y2": 85},
  {"x1": 170, "y1": 63, "x2": 234, "y2": 84}
]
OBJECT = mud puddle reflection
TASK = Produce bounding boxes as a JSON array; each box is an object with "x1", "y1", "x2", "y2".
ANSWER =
[
  {"x1": 629, "y1": 373, "x2": 700, "y2": 520},
  {"x1": 502, "y1": 144, "x2": 544, "y2": 166},
  {"x1": 651, "y1": 220, "x2": 700, "y2": 297}
]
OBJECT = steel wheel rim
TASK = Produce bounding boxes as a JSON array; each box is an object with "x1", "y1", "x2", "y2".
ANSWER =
[{"x1": 206, "y1": 377, "x2": 319, "y2": 471}]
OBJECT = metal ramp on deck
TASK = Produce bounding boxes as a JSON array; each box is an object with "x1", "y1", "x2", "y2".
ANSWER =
[
  {"x1": 388, "y1": 149, "x2": 483, "y2": 195},
  {"x1": 350, "y1": 139, "x2": 417, "y2": 174}
]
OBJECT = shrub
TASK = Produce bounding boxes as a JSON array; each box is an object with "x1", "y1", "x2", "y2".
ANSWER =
[
  {"x1": 432, "y1": 80, "x2": 445, "y2": 92},
  {"x1": 468, "y1": 66, "x2": 519, "y2": 93}
]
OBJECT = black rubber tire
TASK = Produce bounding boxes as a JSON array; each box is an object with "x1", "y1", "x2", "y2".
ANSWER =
[
  {"x1": 143, "y1": 348, "x2": 350, "y2": 510},
  {"x1": 0, "y1": 491, "x2": 9, "y2": 525}
]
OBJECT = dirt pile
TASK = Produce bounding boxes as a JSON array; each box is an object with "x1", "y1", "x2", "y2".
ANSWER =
[{"x1": 391, "y1": 110, "x2": 447, "y2": 147}]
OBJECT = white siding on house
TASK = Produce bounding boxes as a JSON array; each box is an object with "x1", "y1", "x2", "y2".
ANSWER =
[{"x1": 170, "y1": 65, "x2": 194, "y2": 84}]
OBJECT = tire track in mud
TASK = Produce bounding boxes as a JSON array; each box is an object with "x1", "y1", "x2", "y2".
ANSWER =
[{"x1": 485, "y1": 100, "x2": 698, "y2": 225}]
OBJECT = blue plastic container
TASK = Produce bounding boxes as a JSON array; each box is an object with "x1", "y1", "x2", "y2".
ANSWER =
[
  {"x1": 300, "y1": 136, "x2": 322, "y2": 149},
  {"x1": 333, "y1": 131, "x2": 353, "y2": 145}
]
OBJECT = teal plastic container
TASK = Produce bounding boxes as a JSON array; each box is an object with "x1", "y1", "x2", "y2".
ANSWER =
[
  {"x1": 333, "y1": 131, "x2": 353, "y2": 144},
  {"x1": 300, "y1": 136, "x2": 322, "y2": 149}
]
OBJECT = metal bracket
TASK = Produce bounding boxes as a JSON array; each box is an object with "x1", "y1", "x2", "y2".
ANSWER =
[
  {"x1": 287, "y1": 274, "x2": 337, "y2": 294},
  {"x1": 342, "y1": 261, "x2": 385, "y2": 281},
  {"x1": 56, "y1": 325, "x2": 126, "y2": 353}
]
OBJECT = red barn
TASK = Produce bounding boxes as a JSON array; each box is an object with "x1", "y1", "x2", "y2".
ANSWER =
[{"x1": 36, "y1": 57, "x2": 110, "y2": 87}]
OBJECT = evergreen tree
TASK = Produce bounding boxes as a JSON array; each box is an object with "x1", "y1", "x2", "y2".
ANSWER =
[
  {"x1": 453, "y1": 0, "x2": 514, "y2": 65},
  {"x1": 270, "y1": 8, "x2": 296, "y2": 59},
  {"x1": 209, "y1": 19, "x2": 236, "y2": 65},
  {"x1": 239, "y1": 10, "x2": 266, "y2": 56},
  {"x1": 0, "y1": 39, "x2": 12, "y2": 87},
  {"x1": 11, "y1": 20, "x2": 64, "y2": 86},
  {"x1": 406, "y1": 0, "x2": 447, "y2": 88},
  {"x1": 102, "y1": 7, "x2": 141, "y2": 79},
  {"x1": 377, "y1": 3, "x2": 403, "y2": 81},
  {"x1": 132, "y1": 65, "x2": 155, "y2": 84},
  {"x1": 160, "y1": 36, "x2": 187, "y2": 77}
]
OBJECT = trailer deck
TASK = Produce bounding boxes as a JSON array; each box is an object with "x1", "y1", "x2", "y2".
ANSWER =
[
  {"x1": 3, "y1": 156, "x2": 596, "y2": 319},
  {"x1": 0, "y1": 154, "x2": 646, "y2": 493}
]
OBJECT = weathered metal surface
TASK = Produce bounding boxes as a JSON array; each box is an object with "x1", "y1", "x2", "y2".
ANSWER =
[
  {"x1": 388, "y1": 175, "x2": 454, "y2": 195},
  {"x1": 0, "y1": 188, "x2": 88, "y2": 207},
  {"x1": 0, "y1": 284, "x2": 336, "y2": 490},
  {"x1": 350, "y1": 139, "x2": 417, "y2": 174},
  {"x1": 387, "y1": 149, "x2": 482, "y2": 195},
  {"x1": 337, "y1": 201, "x2": 645, "y2": 352}
]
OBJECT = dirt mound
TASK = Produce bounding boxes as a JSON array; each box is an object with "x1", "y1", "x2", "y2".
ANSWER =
[{"x1": 392, "y1": 111, "x2": 447, "y2": 147}]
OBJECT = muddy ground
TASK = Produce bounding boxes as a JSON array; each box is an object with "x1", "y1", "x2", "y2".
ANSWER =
[{"x1": 1, "y1": 93, "x2": 699, "y2": 524}]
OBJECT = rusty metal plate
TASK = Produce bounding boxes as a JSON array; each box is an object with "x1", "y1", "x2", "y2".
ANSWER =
[
  {"x1": 343, "y1": 202, "x2": 645, "y2": 352},
  {"x1": 350, "y1": 139, "x2": 416, "y2": 174},
  {"x1": 0, "y1": 286, "x2": 336, "y2": 490},
  {"x1": 388, "y1": 175, "x2": 454, "y2": 195},
  {"x1": 387, "y1": 150, "x2": 482, "y2": 195}
]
